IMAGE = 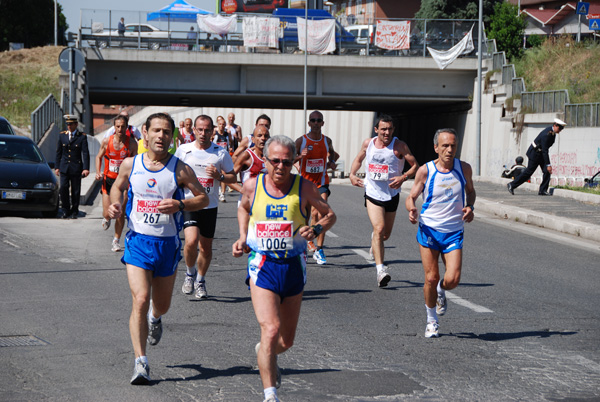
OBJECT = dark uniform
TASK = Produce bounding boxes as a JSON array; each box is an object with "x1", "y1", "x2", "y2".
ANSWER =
[
  {"x1": 508, "y1": 124, "x2": 560, "y2": 195},
  {"x1": 56, "y1": 122, "x2": 90, "y2": 218}
]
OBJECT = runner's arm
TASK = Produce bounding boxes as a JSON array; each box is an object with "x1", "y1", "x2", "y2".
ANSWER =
[
  {"x1": 461, "y1": 161, "x2": 476, "y2": 223},
  {"x1": 94, "y1": 137, "x2": 109, "y2": 181},
  {"x1": 232, "y1": 177, "x2": 256, "y2": 257},
  {"x1": 298, "y1": 180, "x2": 336, "y2": 241},
  {"x1": 170, "y1": 161, "x2": 209, "y2": 213},
  {"x1": 405, "y1": 164, "x2": 428, "y2": 224},
  {"x1": 107, "y1": 156, "x2": 133, "y2": 219},
  {"x1": 349, "y1": 138, "x2": 370, "y2": 187}
]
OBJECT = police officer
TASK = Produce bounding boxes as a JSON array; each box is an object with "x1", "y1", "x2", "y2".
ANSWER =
[
  {"x1": 507, "y1": 118, "x2": 566, "y2": 196},
  {"x1": 55, "y1": 114, "x2": 90, "y2": 218}
]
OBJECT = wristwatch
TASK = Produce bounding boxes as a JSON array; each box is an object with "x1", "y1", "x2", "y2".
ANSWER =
[
  {"x1": 466, "y1": 204, "x2": 474, "y2": 211},
  {"x1": 178, "y1": 199, "x2": 185, "y2": 211},
  {"x1": 219, "y1": 173, "x2": 225, "y2": 181},
  {"x1": 311, "y1": 224, "x2": 323, "y2": 236}
]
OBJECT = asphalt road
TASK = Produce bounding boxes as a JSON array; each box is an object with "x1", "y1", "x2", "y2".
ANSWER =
[{"x1": 1, "y1": 183, "x2": 599, "y2": 401}]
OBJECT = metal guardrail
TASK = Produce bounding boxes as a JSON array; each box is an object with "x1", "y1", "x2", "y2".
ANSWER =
[
  {"x1": 565, "y1": 103, "x2": 600, "y2": 127},
  {"x1": 30, "y1": 94, "x2": 63, "y2": 144},
  {"x1": 521, "y1": 90, "x2": 570, "y2": 114},
  {"x1": 492, "y1": 52, "x2": 505, "y2": 70},
  {"x1": 512, "y1": 77, "x2": 525, "y2": 98},
  {"x1": 502, "y1": 64, "x2": 515, "y2": 86}
]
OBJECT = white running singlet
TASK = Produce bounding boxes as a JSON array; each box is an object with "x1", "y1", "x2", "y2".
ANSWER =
[
  {"x1": 126, "y1": 154, "x2": 183, "y2": 237},
  {"x1": 175, "y1": 142, "x2": 234, "y2": 209},
  {"x1": 364, "y1": 137, "x2": 405, "y2": 201},
  {"x1": 419, "y1": 159, "x2": 467, "y2": 233}
]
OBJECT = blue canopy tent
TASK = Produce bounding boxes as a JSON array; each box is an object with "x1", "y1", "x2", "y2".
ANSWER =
[{"x1": 147, "y1": 0, "x2": 210, "y2": 22}]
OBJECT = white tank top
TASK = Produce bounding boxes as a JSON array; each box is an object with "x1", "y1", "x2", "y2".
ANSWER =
[
  {"x1": 419, "y1": 159, "x2": 467, "y2": 233},
  {"x1": 126, "y1": 154, "x2": 183, "y2": 237},
  {"x1": 364, "y1": 137, "x2": 405, "y2": 201}
]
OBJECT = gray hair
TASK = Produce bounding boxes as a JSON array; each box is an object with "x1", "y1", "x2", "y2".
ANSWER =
[
  {"x1": 433, "y1": 128, "x2": 458, "y2": 145},
  {"x1": 264, "y1": 135, "x2": 295, "y2": 159}
]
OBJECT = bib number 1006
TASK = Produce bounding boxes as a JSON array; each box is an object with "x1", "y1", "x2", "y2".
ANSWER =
[{"x1": 260, "y1": 238, "x2": 287, "y2": 251}]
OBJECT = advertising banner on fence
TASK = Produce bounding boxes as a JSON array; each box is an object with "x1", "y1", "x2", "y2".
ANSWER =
[
  {"x1": 297, "y1": 17, "x2": 336, "y2": 54},
  {"x1": 218, "y1": 0, "x2": 289, "y2": 14},
  {"x1": 243, "y1": 17, "x2": 281, "y2": 47},
  {"x1": 375, "y1": 20, "x2": 411, "y2": 50}
]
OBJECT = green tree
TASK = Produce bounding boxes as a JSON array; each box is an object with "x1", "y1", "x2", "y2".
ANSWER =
[
  {"x1": 487, "y1": 2, "x2": 527, "y2": 61},
  {"x1": 415, "y1": 0, "x2": 502, "y2": 25},
  {"x1": 0, "y1": 0, "x2": 68, "y2": 51}
]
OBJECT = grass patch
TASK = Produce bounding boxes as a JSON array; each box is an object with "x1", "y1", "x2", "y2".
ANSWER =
[
  {"x1": 554, "y1": 185, "x2": 600, "y2": 195},
  {"x1": 0, "y1": 46, "x2": 63, "y2": 129}
]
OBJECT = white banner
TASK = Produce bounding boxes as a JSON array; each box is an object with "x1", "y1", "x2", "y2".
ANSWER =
[
  {"x1": 197, "y1": 14, "x2": 237, "y2": 36},
  {"x1": 242, "y1": 16, "x2": 281, "y2": 48},
  {"x1": 375, "y1": 20, "x2": 410, "y2": 50},
  {"x1": 297, "y1": 18, "x2": 336, "y2": 55},
  {"x1": 427, "y1": 25, "x2": 475, "y2": 70}
]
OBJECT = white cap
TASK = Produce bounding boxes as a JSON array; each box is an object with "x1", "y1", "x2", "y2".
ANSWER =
[{"x1": 554, "y1": 118, "x2": 567, "y2": 127}]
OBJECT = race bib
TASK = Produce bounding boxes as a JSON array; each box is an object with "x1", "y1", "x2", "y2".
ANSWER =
[
  {"x1": 306, "y1": 158, "x2": 325, "y2": 174},
  {"x1": 108, "y1": 159, "x2": 123, "y2": 173},
  {"x1": 217, "y1": 141, "x2": 228, "y2": 148},
  {"x1": 255, "y1": 221, "x2": 293, "y2": 251},
  {"x1": 198, "y1": 177, "x2": 214, "y2": 194},
  {"x1": 134, "y1": 199, "x2": 171, "y2": 225},
  {"x1": 368, "y1": 164, "x2": 389, "y2": 181}
]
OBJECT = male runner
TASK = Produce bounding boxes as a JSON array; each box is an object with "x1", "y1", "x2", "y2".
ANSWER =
[
  {"x1": 233, "y1": 135, "x2": 336, "y2": 402},
  {"x1": 349, "y1": 114, "x2": 418, "y2": 287},
  {"x1": 405, "y1": 128, "x2": 476, "y2": 338},
  {"x1": 294, "y1": 110, "x2": 338, "y2": 264},
  {"x1": 232, "y1": 114, "x2": 271, "y2": 161},
  {"x1": 95, "y1": 115, "x2": 138, "y2": 251},
  {"x1": 227, "y1": 112, "x2": 243, "y2": 151},
  {"x1": 231, "y1": 126, "x2": 270, "y2": 197},
  {"x1": 213, "y1": 115, "x2": 234, "y2": 202},
  {"x1": 176, "y1": 115, "x2": 236, "y2": 299},
  {"x1": 178, "y1": 118, "x2": 195, "y2": 145},
  {"x1": 107, "y1": 112, "x2": 208, "y2": 384}
]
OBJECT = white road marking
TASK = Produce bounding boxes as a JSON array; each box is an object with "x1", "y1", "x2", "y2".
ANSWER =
[
  {"x1": 325, "y1": 231, "x2": 338, "y2": 238},
  {"x1": 3, "y1": 240, "x2": 20, "y2": 248},
  {"x1": 446, "y1": 291, "x2": 494, "y2": 313},
  {"x1": 352, "y1": 249, "x2": 373, "y2": 261}
]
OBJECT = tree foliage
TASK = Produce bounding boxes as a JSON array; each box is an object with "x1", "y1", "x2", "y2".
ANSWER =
[
  {"x1": 415, "y1": 0, "x2": 503, "y2": 25},
  {"x1": 487, "y1": 2, "x2": 527, "y2": 61},
  {"x1": 0, "y1": 0, "x2": 68, "y2": 51}
]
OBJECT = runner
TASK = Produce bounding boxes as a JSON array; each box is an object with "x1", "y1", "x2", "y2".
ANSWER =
[
  {"x1": 95, "y1": 115, "x2": 138, "y2": 252},
  {"x1": 294, "y1": 110, "x2": 339, "y2": 264},
  {"x1": 175, "y1": 115, "x2": 236, "y2": 299},
  {"x1": 212, "y1": 115, "x2": 234, "y2": 202},
  {"x1": 178, "y1": 118, "x2": 195, "y2": 145},
  {"x1": 232, "y1": 114, "x2": 271, "y2": 161},
  {"x1": 405, "y1": 128, "x2": 475, "y2": 338},
  {"x1": 233, "y1": 135, "x2": 336, "y2": 402},
  {"x1": 230, "y1": 126, "x2": 270, "y2": 198},
  {"x1": 349, "y1": 114, "x2": 419, "y2": 287},
  {"x1": 226, "y1": 112, "x2": 243, "y2": 152},
  {"x1": 107, "y1": 112, "x2": 208, "y2": 384}
]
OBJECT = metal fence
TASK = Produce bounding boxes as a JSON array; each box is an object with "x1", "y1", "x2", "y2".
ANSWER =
[
  {"x1": 30, "y1": 94, "x2": 63, "y2": 144},
  {"x1": 492, "y1": 51, "x2": 505, "y2": 70},
  {"x1": 565, "y1": 103, "x2": 600, "y2": 127},
  {"x1": 521, "y1": 90, "x2": 570, "y2": 114},
  {"x1": 512, "y1": 77, "x2": 525, "y2": 98}
]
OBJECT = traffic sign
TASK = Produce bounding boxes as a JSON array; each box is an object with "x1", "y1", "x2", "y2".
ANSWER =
[
  {"x1": 590, "y1": 19, "x2": 600, "y2": 30},
  {"x1": 576, "y1": 2, "x2": 590, "y2": 15},
  {"x1": 58, "y1": 48, "x2": 85, "y2": 73}
]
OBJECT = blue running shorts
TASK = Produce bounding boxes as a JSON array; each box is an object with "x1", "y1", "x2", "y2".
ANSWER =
[
  {"x1": 122, "y1": 231, "x2": 182, "y2": 277},
  {"x1": 245, "y1": 251, "x2": 306, "y2": 301},
  {"x1": 416, "y1": 223, "x2": 464, "y2": 253}
]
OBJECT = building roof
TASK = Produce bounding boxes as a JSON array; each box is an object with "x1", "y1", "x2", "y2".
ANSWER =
[{"x1": 521, "y1": 2, "x2": 575, "y2": 26}]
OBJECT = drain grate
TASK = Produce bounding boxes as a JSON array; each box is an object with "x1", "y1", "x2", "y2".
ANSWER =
[{"x1": 0, "y1": 335, "x2": 50, "y2": 347}]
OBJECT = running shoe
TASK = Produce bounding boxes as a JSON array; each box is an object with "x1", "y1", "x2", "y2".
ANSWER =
[
  {"x1": 377, "y1": 267, "x2": 391, "y2": 287},
  {"x1": 182, "y1": 274, "x2": 195, "y2": 295},
  {"x1": 147, "y1": 318, "x2": 163, "y2": 346},
  {"x1": 219, "y1": 193, "x2": 226, "y2": 202},
  {"x1": 111, "y1": 239, "x2": 122, "y2": 252},
  {"x1": 436, "y1": 293, "x2": 447, "y2": 316},
  {"x1": 307, "y1": 241, "x2": 317, "y2": 252},
  {"x1": 255, "y1": 342, "x2": 281, "y2": 389},
  {"x1": 130, "y1": 360, "x2": 151, "y2": 385},
  {"x1": 263, "y1": 395, "x2": 279, "y2": 402},
  {"x1": 425, "y1": 321, "x2": 439, "y2": 338},
  {"x1": 312, "y1": 249, "x2": 327, "y2": 265},
  {"x1": 101, "y1": 218, "x2": 111, "y2": 230},
  {"x1": 195, "y1": 281, "x2": 208, "y2": 299}
]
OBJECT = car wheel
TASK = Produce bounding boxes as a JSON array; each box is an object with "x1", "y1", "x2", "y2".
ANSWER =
[
  {"x1": 150, "y1": 42, "x2": 160, "y2": 50},
  {"x1": 98, "y1": 41, "x2": 108, "y2": 49},
  {"x1": 42, "y1": 204, "x2": 59, "y2": 219}
]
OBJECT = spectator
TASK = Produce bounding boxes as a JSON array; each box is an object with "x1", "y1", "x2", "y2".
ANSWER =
[{"x1": 187, "y1": 26, "x2": 197, "y2": 50}]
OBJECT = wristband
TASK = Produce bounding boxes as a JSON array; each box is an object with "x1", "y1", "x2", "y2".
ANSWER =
[
  {"x1": 178, "y1": 199, "x2": 185, "y2": 211},
  {"x1": 466, "y1": 204, "x2": 474, "y2": 211},
  {"x1": 311, "y1": 224, "x2": 323, "y2": 236}
]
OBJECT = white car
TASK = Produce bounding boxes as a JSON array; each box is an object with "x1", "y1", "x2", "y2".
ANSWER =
[{"x1": 90, "y1": 23, "x2": 169, "y2": 50}]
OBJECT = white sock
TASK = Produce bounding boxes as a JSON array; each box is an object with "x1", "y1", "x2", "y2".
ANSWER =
[
  {"x1": 136, "y1": 355, "x2": 148, "y2": 365},
  {"x1": 148, "y1": 304, "x2": 160, "y2": 323},
  {"x1": 376, "y1": 264, "x2": 385, "y2": 273},
  {"x1": 426, "y1": 304, "x2": 438, "y2": 323},
  {"x1": 264, "y1": 387, "x2": 277, "y2": 400},
  {"x1": 186, "y1": 266, "x2": 197, "y2": 276},
  {"x1": 113, "y1": 237, "x2": 119, "y2": 242},
  {"x1": 196, "y1": 275, "x2": 205, "y2": 283},
  {"x1": 437, "y1": 280, "x2": 446, "y2": 296}
]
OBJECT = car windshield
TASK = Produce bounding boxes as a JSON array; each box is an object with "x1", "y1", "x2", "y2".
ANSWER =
[
  {"x1": 0, "y1": 139, "x2": 43, "y2": 163},
  {"x1": 0, "y1": 121, "x2": 14, "y2": 135}
]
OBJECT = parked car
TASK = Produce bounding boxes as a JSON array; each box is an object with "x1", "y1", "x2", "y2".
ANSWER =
[
  {"x1": 584, "y1": 171, "x2": 600, "y2": 188},
  {"x1": 0, "y1": 117, "x2": 16, "y2": 135},
  {"x1": 89, "y1": 23, "x2": 169, "y2": 50},
  {"x1": 0, "y1": 134, "x2": 59, "y2": 218}
]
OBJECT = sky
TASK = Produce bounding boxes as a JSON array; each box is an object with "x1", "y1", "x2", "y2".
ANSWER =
[{"x1": 59, "y1": 0, "x2": 216, "y2": 32}]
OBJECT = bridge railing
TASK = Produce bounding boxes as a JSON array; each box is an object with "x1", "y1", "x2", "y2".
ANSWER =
[
  {"x1": 521, "y1": 90, "x2": 570, "y2": 114},
  {"x1": 77, "y1": 9, "x2": 484, "y2": 59},
  {"x1": 565, "y1": 103, "x2": 600, "y2": 127},
  {"x1": 31, "y1": 94, "x2": 63, "y2": 144}
]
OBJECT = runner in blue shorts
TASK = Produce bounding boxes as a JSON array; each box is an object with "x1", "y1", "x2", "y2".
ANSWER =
[
  {"x1": 108, "y1": 112, "x2": 208, "y2": 385},
  {"x1": 406, "y1": 128, "x2": 476, "y2": 339},
  {"x1": 233, "y1": 135, "x2": 336, "y2": 402}
]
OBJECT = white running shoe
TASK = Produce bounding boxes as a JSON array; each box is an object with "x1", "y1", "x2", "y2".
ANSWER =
[
  {"x1": 219, "y1": 193, "x2": 226, "y2": 202},
  {"x1": 195, "y1": 281, "x2": 208, "y2": 299},
  {"x1": 312, "y1": 249, "x2": 327, "y2": 265},
  {"x1": 425, "y1": 321, "x2": 439, "y2": 338},
  {"x1": 263, "y1": 395, "x2": 279, "y2": 402},
  {"x1": 255, "y1": 342, "x2": 281, "y2": 389},
  {"x1": 147, "y1": 318, "x2": 163, "y2": 345},
  {"x1": 182, "y1": 274, "x2": 195, "y2": 295},
  {"x1": 377, "y1": 267, "x2": 391, "y2": 287},
  {"x1": 436, "y1": 293, "x2": 447, "y2": 316},
  {"x1": 111, "y1": 239, "x2": 122, "y2": 252},
  {"x1": 101, "y1": 218, "x2": 111, "y2": 230},
  {"x1": 130, "y1": 360, "x2": 151, "y2": 385}
]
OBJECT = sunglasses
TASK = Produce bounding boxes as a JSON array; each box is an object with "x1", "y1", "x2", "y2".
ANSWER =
[
  {"x1": 309, "y1": 118, "x2": 323, "y2": 123},
  {"x1": 266, "y1": 157, "x2": 294, "y2": 167}
]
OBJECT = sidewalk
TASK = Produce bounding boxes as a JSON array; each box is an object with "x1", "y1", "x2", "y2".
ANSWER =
[{"x1": 331, "y1": 176, "x2": 600, "y2": 243}]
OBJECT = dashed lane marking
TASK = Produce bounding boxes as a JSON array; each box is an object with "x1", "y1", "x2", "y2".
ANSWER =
[{"x1": 325, "y1": 231, "x2": 338, "y2": 238}]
